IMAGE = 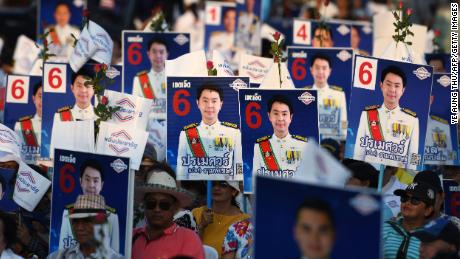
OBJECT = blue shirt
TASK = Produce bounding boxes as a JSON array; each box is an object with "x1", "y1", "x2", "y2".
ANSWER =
[{"x1": 383, "y1": 218, "x2": 421, "y2": 259}]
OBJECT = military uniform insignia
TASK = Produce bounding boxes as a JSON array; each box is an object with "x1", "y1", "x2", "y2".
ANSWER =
[
  {"x1": 221, "y1": 121, "x2": 239, "y2": 129},
  {"x1": 303, "y1": 85, "x2": 313, "y2": 90},
  {"x1": 57, "y1": 106, "x2": 73, "y2": 122},
  {"x1": 58, "y1": 106, "x2": 72, "y2": 113},
  {"x1": 286, "y1": 150, "x2": 301, "y2": 164},
  {"x1": 330, "y1": 85, "x2": 343, "y2": 92},
  {"x1": 401, "y1": 108, "x2": 417, "y2": 117},
  {"x1": 256, "y1": 135, "x2": 271, "y2": 143},
  {"x1": 183, "y1": 123, "x2": 199, "y2": 131},
  {"x1": 431, "y1": 115, "x2": 448, "y2": 124},
  {"x1": 19, "y1": 115, "x2": 33, "y2": 122},
  {"x1": 292, "y1": 135, "x2": 307, "y2": 142},
  {"x1": 365, "y1": 105, "x2": 380, "y2": 111}
]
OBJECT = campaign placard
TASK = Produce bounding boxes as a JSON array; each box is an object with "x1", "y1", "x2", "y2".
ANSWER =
[
  {"x1": 425, "y1": 53, "x2": 451, "y2": 73},
  {"x1": 50, "y1": 149, "x2": 132, "y2": 255},
  {"x1": 122, "y1": 31, "x2": 191, "y2": 95},
  {"x1": 0, "y1": 168, "x2": 19, "y2": 212},
  {"x1": 424, "y1": 73, "x2": 458, "y2": 165},
  {"x1": 238, "y1": 89, "x2": 319, "y2": 193},
  {"x1": 41, "y1": 62, "x2": 122, "y2": 158},
  {"x1": 287, "y1": 47, "x2": 352, "y2": 141},
  {"x1": 235, "y1": 0, "x2": 262, "y2": 55},
  {"x1": 167, "y1": 76, "x2": 248, "y2": 180},
  {"x1": 332, "y1": 19, "x2": 373, "y2": 56},
  {"x1": 205, "y1": 2, "x2": 236, "y2": 61},
  {"x1": 345, "y1": 56, "x2": 433, "y2": 170},
  {"x1": 4, "y1": 75, "x2": 42, "y2": 163},
  {"x1": 38, "y1": 0, "x2": 84, "y2": 60},
  {"x1": 292, "y1": 19, "x2": 351, "y2": 48},
  {"x1": 443, "y1": 179, "x2": 460, "y2": 218},
  {"x1": 255, "y1": 177, "x2": 382, "y2": 259}
]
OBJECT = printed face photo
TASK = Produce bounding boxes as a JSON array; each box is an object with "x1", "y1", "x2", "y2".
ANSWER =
[
  {"x1": 71, "y1": 75, "x2": 95, "y2": 108},
  {"x1": 80, "y1": 167, "x2": 103, "y2": 195},
  {"x1": 380, "y1": 72, "x2": 405, "y2": 108},
  {"x1": 147, "y1": 42, "x2": 168, "y2": 71},
  {"x1": 312, "y1": 28, "x2": 333, "y2": 48},
  {"x1": 54, "y1": 3, "x2": 71, "y2": 26},
  {"x1": 268, "y1": 101, "x2": 293, "y2": 136},
  {"x1": 310, "y1": 59, "x2": 332, "y2": 86},
  {"x1": 223, "y1": 9, "x2": 236, "y2": 33},
  {"x1": 197, "y1": 90, "x2": 223, "y2": 122}
]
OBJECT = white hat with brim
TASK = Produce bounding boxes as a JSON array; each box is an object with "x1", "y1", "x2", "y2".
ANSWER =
[
  {"x1": 135, "y1": 171, "x2": 194, "y2": 207},
  {"x1": 225, "y1": 181, "x2": 240, "y2": 193}
]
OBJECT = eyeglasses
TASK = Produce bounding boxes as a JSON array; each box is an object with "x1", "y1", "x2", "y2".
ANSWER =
[
  {"x1": 400, "y1": 195, "x2": 422, "y2": 206},
  {"x1": 213, "y1": 181, "x2": 230, "y2": 188},
  {"x1": 144, "y1": 200, "x2": 173, "y2": 211}
]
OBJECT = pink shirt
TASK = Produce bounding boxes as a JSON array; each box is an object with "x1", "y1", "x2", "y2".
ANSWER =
[{"x1": 132, "y1": 223, "x2": 205, "y2": 259}]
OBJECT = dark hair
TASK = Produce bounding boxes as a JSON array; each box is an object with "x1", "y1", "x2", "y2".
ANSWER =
[
  {"x1": 196, "y1": 84, "x2": 224, "y2": 101},
  {"x1": 310, "y1": 53, "x2": 332, "y2": 68},
  {"x1": 0, "y1": 174, "x2": 5, "y2": 193},
  {"x1": 427, "y1": 55, "x2": 446, "y2": 68},
  {"x1": 147, "y1": 38, "x2": 169, "y2": 53},
  {"x1": 32, "y1": 81, "x2": 42, "y2": 96},
  {"x1": 313, "y1": 26, "x2": 333, "y2": 40},
  {"x1": 54, "y1": 1, "x2": 71, "y2": 12},
  {"x1": 231, "y1": 196, "x2": 240, "y2": 209},
  {"x1": 380, "y1": 65, "x2": 407, "y2": 87},
  {"x1": 296, "y1": 198, "x2": 335, "y2": 228},
  {"x1": 223, "y1": 7, "x2": 236, "y2": 18},
  {"x1": 0, "y1": 212, "x2": 18, "y2": 248},
  {"x1": 345, "y1": 161, "x2": 379, "y2": 188},
  {"x1": 267, "y1": 94, "x2": 293, "y2": 114},
  {"x1": 71, "y1": 67, "x2": 93, "y2": 85},
  {"x1": 80, "y1": 159, "x2": 104, "y2": 181}
]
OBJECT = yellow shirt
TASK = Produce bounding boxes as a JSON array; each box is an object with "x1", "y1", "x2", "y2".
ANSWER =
[{"x1": 192, "y1": 206, "x2": 250, "y2": 258}]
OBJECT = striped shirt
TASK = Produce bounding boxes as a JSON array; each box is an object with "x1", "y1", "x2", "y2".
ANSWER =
[{"x1": 382, "y1": 218, "x2": 421, "y2": 259}]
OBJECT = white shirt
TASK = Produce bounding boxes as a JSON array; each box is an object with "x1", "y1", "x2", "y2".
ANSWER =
[
  {"x1": 424, "y1": 115, "x2": 455, "y2": 165},
  {"x1": 0, "y1": 248, "x2": 23, "y2": 259},
  {"x1": 252, "y1": 133, "x2": 307, "y2": 179},
  {"x1": 48, "y1": 244, "x2": 123, "y2": 259},
  {"x1": 132, "y1": 69, "x2": 166, "y2": 121},
  {"x1": 353, "y1": 104, "x2": 420, "y2": 170},
  {"x1": 176, "y1": 120, "x2": 243, "y2": 180},
  {"x1": 308, "y1": 84, "x2": 347, "y2": 141}
]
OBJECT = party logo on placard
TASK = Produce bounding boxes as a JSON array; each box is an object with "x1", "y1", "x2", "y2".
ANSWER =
[{"x1": 110, "y1": 158, "x2": 128, "y2": 173}]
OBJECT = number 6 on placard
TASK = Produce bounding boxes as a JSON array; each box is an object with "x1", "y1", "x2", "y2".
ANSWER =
[
  {"x1": 6, "y1": 75, "x2": 29, "y2": 104},
  {"x1": 44, "y1": 63, "x2": 67, "y2": 93},
  {"x1": 353, "y1": 56, "x2": 378, "y2": 91}
]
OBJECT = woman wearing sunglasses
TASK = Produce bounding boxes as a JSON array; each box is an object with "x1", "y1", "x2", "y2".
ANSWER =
[{"x1": 192, "y1": 181, "x2": 250, "y2": 258}]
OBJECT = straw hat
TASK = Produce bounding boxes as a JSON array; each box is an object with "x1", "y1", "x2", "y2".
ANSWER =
[{"x1": 68, "y1": 194, "x2": 107, "y2": 219}]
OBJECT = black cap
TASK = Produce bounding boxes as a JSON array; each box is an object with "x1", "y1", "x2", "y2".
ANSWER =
[
  {"x1": 394, "y1": 181, "x2": 436, "y2": 206},
  {"x1": 414, "y1": 170, "x2": 443, "y2": 194},
  {"x1": 413, "y1": 218, "x2": 460, "y2": 250},
  {"x1": 345, "y1": 161, "x2": 379, "y2": 188},
  {"x1": 320, "y1": 138, "x2": 340, "y2": 160}
]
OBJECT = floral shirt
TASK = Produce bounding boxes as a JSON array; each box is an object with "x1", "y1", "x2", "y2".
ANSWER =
[{"x1": 222, "y1": 219, "x2": 254, "y2": 259}]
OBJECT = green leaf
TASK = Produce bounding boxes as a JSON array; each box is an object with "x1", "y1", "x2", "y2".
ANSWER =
[{"x1": 279, "y1": 39, "x2": 285, "y2": 48}]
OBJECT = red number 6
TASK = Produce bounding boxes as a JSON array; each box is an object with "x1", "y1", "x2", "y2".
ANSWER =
[
  {"x1": 128, "y1": 43, "x2": 142, "y2": 65},
  {"x1": 49, "y1": 68, "x2": 62, "y2": 89},
  {"x1": 173, "y1": 89, "x2": 191, "y2": 116},
  {"x1": 11, "y1": 80, "x2": 25, "y2": 99},
  {"x1": 359, "y1": 61, "x2": 373, "y2": 85},
  {"x1": 245, "y1": 102, "x2": 262, "y2": 129},
  {"x1": 59, "y1": 163, "x2": 75, "y2": 194}
]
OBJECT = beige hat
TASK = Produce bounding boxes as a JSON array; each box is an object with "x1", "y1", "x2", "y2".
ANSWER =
[
  {"x1": 68, "y1": 194, "x2": 107, "y2": 219},
  {"x1": 135, "y1": 171, "x2": 194, "y2": 207}
]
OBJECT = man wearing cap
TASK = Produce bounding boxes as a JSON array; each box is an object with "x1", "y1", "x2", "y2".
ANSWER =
[
  {"x1": 59, "y1": 159, "x2": 119, "y2": 252},
  {"x1": 304, "y1": 54, "x2": 347, "y2": 141},
  {"x1": 252, "y1": 94, "x2": 307, "y2": 179},
  {"x1": 132, "y1": 38, "x2": 169, "y2": 162},
  {"x1": 176, "y1": 84, "x2": 243, "y2": 180},
  {"x1": 414, "y1": 218, "x2": 460, "y2": 259},
  {"x1": 383, "y1": 182, "x2": 436, "y2": 258},
  {"x1": 14, "y1": 82, "x2": 42, "y2": 156},
  {"x1": 48, "y1": 194, "x2": 123, "y2": 259},
  {"x1": 354, "y1": 65, "x2": 420, "y2": 170},
  {"x1": 132, "y1": 170, "x2": 204, "y2": 259},
  {"x1": 414, "y1": 171, "x2": 460, "y2": 230}
]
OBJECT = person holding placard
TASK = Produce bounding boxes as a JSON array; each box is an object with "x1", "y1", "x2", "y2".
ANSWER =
[
  {"x1": 176, "y1": 84, "x2": 242, "y2": 179},
  {"x1": 353, "y1": 65, "x2": 420, "y2": 169},
  {"x1": 14, "y1": 82, "x2": 42, "y2": 149},
  {"x1": 252, "y1": 94, "x2": 307, "y2": 179},
  {"x1": 304, "y1": 54, "x2": 347, "y2": 141},
  {"x1": 53, "y1": 69, "x2": 96, "y2": 122}
]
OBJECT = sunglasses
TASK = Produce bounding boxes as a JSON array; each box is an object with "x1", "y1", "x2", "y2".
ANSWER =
[
  {"x1": 144, "y1": 200, "x2": 173, "y2": 211},
  {"x1": 213, "y1": 181, "x2": 231, "y2": 188},
  {"x1": 400, "y1": 195, "x2": 423, "y2": 206}
]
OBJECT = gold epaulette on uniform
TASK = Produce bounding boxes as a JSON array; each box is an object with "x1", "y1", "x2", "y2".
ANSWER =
[
  {"x1": 292, "y1": 135, "x2": 307, "y2": 142},
  {"x1": 221, "y1": 121, "x2": 238, "y2": 129},
  {"x1": 18, "y1": 115, "x2": 33, "y2": 122},
  {"x1": 106, "y1": 205, "x2": 116, "y2": 213},
  {"x1": 65, "y1": 203, "x2": 74, "y2": 209},
  {"x1": 431, "y1": 115, "x2": 448, "y2": 124},
  {"x1": 136, "y1": 70, "x2": 149, "y2": 76},
  {"x1": 330, "y1": 85, "x2": 343, "y2": 92},
  {"x1": 365, "y1": 105, "x2": 380, "y2": 111},
  {"x1": 256, "y1": 135, "x2": 271, "y2": 143},
  {"x1": 401, "y1": 108, "x2": 417, "y2": 117},
  {"x1": 57, "y1": 106, "x2": 72, "y2": 113},
  {"x1": 183, "y1": 123, "x2": 199, "y2": 131},
  {"x1": 303, "y1": 85, "x2": 313, "y2": 89}
]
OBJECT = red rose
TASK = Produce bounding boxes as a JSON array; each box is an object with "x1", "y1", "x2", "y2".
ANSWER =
[
  {"x1": 406, "y1": 8, "x2": 412, "y2": 16},
  {"x1": 434, "y1": 30, "x2": 441, "y2": 37},
  {"x1": 101, "y1": 96, "x2": 108, "y2": 105},
  {"x1": 398, "y1": 1, "x2": 403, "y2": 9},
  {"x1": 43, "y1": 39, "x2": 48, "y2": 46},
  {"x1": 82, "y1": 9, "x2": 90, "y2": 17},
  {"x1": 94, "y1": 212, "x2": 106, "y2": 224},
  {"x1": 273, "y1": 31, "x2": 281, "y2": 41},
  {"x1": 207, "y1": 60, "x2": 214, "y2": 70},
  {"x1": 102, "y1": 64, "x2": 108, "y2": 70},
  {"x1": 274, "y1": 56, "x2": 280, "y2": 63},
  {"x1": 324, "y1": 0, "x2": 330, "y2": 7},
  {"x1": 94, "y1": 64, "x2": 102, "y2": 73}
]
